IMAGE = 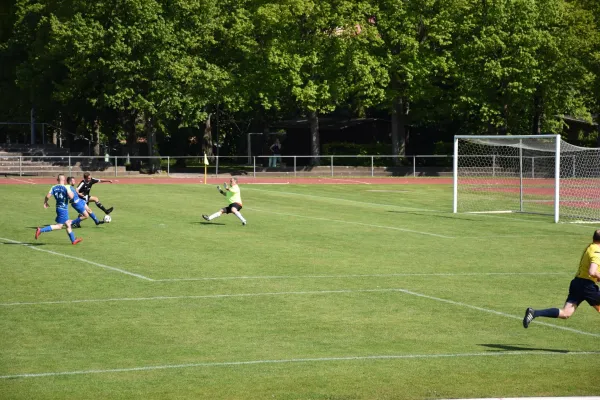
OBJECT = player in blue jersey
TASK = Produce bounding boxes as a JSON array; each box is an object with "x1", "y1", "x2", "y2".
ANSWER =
[
  {"x1": 35, "y1": 174, "x2": 82, "y2": 245},
  {"x1": 66, "y1": 176, "x2": 102, "y2": 227}
]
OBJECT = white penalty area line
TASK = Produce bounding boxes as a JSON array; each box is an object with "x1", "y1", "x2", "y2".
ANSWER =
[
  {"x1": 155, "y1": 271, "x2": 568, "y2": 282},
  {"x1": 249, "y1": 208, "x2": 453, "y2": 238},
  {"x1": 245, "y1": 182, "x2": 290, "y2": 185},
  {"x1": 245, "y1": 187, "x2": 436, "y2": 212},
  {"x1": 3, "y1": 287, "x2": 598, "y2": 338},
  {"x1": 1, "y1": 350, "x2": 598, "y2": 380},
  {"x1": 319, "y1": 178, "x2": 373, "y2": 185},
  {"x1": 0, "y1": 237, "x2": 154, "y2": 281}
]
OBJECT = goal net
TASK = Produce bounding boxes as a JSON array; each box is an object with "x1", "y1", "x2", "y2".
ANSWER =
[{"x1": 453, "y1": 134, "x2": 600, "y2": 223}]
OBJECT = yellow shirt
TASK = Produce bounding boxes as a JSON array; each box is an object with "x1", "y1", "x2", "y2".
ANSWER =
[
  {"x1": 575, "y1": 243, "x2": 600, "y2": 283},
  {"x1": 226, "y1": 184, "x2": 242, "y2": 205}
]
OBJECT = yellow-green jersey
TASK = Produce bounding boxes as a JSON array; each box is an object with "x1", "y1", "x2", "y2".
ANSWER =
[
  {"x1": 575, "y1": 243, "x2": 600, "y2": 283},
  {"x1": 226, "y1": 184, "x2": 242, "y2": 205}
]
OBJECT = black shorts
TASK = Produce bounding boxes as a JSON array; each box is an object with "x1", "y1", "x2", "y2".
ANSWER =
[
  {"x1": 566, "y1": 277, "x2": 600, "y2": 307},
  {"x1": 224, "y1": 203, "x2": 242, "y2": 214}
]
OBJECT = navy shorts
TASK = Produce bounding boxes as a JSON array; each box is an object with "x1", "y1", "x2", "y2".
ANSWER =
[
  {"x1": 566, "y1": 277, "x2": 600, "y2": 307},
  {"x1": 224, "y1": 203, "x2": 242, "y2": 214}
]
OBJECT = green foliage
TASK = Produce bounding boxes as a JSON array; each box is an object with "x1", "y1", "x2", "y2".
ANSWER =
[
  {"x1": 322, "y1": 141, "x2": 391, "y2": 156},
  {"x1": 322, "y1": 141, "x2": 397, "y2": 166},
  {"x1": 433, "y1": 140, "x2": 453, "y2": 155}
]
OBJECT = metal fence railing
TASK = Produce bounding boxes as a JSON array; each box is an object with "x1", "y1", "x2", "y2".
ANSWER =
[{"x1": 0, "y1": 154, "x2": 454, "y2": 178}]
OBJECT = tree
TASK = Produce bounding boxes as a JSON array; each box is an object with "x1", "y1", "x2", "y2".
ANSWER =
[
  {"x1": 250, "y1": 0, "x2": 387, "y2": 164},
  {"x1": 451, "y1": 0, "x2": 597, "y2": 136},
  {"x1": 374, "y1": 0, "x2": 463, "y2": 161}
]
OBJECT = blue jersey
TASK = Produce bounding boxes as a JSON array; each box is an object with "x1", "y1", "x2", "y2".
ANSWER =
[
  {"x1": 49, "y1": 185, "x2": 70, "y2": 210},
  {"x1": 69, "y1": 185, "x2": 87, "y2": 214},
  {"x1": 68, "y1": 185, "x2": 82, "y2": 204}
]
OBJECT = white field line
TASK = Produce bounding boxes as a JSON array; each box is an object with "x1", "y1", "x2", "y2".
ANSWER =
[
  {"x1": 319, "y1": 178, "x2": 373, "y2": 185},
  {"x1": 0, "y1": 237, "x2": 154, "y2": 281},
  {"x1": 450, "y1": 398, "x2": 600, "y2": 400},
  {"x1": 459, "y1": 212, "x2": 558, "y2": 224},
  {"x1": 249, "y1": 208, "x2": 453, "y2": 238},
  {"x1": 245, "y1": 182, "x2": 290, "y2": 185},
  {"x1": 459, "y1": 234, "x2": 573, "y2": 239},
  {"x1": 155, "y1": 272, "x2": 568, "y2": 282},
  {"x1": 3, "y1": 287, "x2": 598, "y2": 338},
  {"x1": 247, "y1": 188, "x2": 587, "y2": 239},
  {"x1": 1, "y1": 350, "x2": 598, "y2": 380},
  {"x1": 9, "y1": 177, "x2": 36, "y2": 184},
  {"x1": 366, "y1": 190, "x2": 410, "y2": 193},
  {"x1": 245, "y1": 187, "x2": 437, "y2": 212}
]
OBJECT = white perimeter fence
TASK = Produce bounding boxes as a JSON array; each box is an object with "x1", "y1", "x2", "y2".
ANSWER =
[
  {"x1": 3, "y1": 153, "x2": 590, "y2": 178},
  {"x1": 0, "y1": 155, "x2": 455, "y2": 178}
]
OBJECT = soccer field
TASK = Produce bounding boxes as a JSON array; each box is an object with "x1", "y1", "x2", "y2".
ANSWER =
[{"x1": 1, "y1": 181, "x2": 599, "y2": 400}]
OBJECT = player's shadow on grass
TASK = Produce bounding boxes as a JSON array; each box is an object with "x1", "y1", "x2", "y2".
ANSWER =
[
  {"x1": 479, "y1": 343, "x2": 569, "y2": 353},
  {"x1": 194, "y1": 222, "x2": 226, "y2": 226}
]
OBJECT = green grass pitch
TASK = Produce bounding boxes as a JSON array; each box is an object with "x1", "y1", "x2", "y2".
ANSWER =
[{"x1": 1, "y1": 182, "x2": 599, "y2": 399}]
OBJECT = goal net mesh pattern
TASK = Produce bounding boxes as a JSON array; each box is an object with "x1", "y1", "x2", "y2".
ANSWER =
[{"x1": 456, "y1": 136, "x2": 600, "y2": 221}]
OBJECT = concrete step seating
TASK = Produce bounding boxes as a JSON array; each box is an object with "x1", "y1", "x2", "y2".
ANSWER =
[{"x1": 0, "y1": 144, "x2": 125, "y2": 176}]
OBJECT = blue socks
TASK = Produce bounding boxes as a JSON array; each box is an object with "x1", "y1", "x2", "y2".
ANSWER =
[
  {"x1": 89, "y1": 212, "x2": 99, "y2": 224},
  {"x1": 68, "y1": 231, "x2": 75, "y2": 242},
  {"x1": 41, "y1": 226, "x2": 52, "y2": 233}
]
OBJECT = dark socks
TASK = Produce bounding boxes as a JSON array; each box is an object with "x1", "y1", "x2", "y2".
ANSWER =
[
  {"x1": 533, "y1": 308, "x2": 560, "y2": 318},
  {"x1": 96, "y1": 201, "x2": 108, "y2": 213}
]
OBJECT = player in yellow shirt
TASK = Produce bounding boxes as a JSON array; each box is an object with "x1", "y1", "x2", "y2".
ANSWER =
[
  {"x1": 202, "y1": 177, "x2": 247, "y2": 226},
  {"x1": 523, "y1": 229, "x2": 600, "y2": 328}
]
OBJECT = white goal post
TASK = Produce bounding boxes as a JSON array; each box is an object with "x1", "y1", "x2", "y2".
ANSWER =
[{"x1": 453, "y1": 134, "x2": 600, "y2": 223}]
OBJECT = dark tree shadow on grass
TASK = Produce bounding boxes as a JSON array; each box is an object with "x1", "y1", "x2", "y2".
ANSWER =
[{"x1": 387, "y1": 210, "x2": 482, "y2": 222}]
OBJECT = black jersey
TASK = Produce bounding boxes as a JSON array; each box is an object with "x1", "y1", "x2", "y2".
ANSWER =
[{"x1": 76, "y1": 178, "x2": 100, "y2": 197}]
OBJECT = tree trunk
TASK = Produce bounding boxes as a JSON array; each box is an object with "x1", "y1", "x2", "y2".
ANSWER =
[
  {"x1": 92, "y1": 117, "x2": 101, "y2": 156},
  {"x1": 52, "y1": 114, "x2": 58, "y2": 146},
  {"x1": 124, "y1": 111, "x2": 140, "y2": 157},
  {"x1": 308, "y1": 110, "x2": 320, "y2": 165},
  {"x1": 596, "y1": 112, "x2": 600, "y2": 147},
  {"x1": 202, "y1": 113, "x2": 214, "y2": 159},
  {"x1": 532, "y1": 90, "x2": 542, "y2": 135},
  {"x1": 145, "y1": 114, "x2": 159, "y2": 173},
  {"x1": 390, "y1": 96, "x2": 407, "y2": 165}
]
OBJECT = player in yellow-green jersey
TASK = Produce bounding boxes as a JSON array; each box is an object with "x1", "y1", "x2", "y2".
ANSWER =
[
  {"x1": 523, "y1": 229, "x2": 600, "y2": 328},
  {"x1": 202, "y1": 176, "x2": 247, "y2": 226}
]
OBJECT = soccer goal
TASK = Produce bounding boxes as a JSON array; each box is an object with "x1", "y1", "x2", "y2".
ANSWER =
[{"x1": 453, "y1": 134, "x2": 600, "y2": 223}]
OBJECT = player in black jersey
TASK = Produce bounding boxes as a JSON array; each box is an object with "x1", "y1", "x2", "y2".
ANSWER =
[{"x1": 75, "y1": 172, "x2": 115, "y2": 215}]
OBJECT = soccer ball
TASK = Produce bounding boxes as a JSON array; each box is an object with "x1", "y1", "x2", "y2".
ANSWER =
[{"x1": 103, "y1": 215, "x2": 112, "y2": 223}]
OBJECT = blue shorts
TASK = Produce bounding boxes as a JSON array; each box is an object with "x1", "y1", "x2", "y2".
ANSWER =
[
  {"x1": 55, "y1": 208, "x2": 69, "y2": 224},
  {"x1": 72, "y1": 200, "x2": 87, "y2": 215},
  {"x1": 566, "y1": 277, "x2": 600, "y2": 307}
]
